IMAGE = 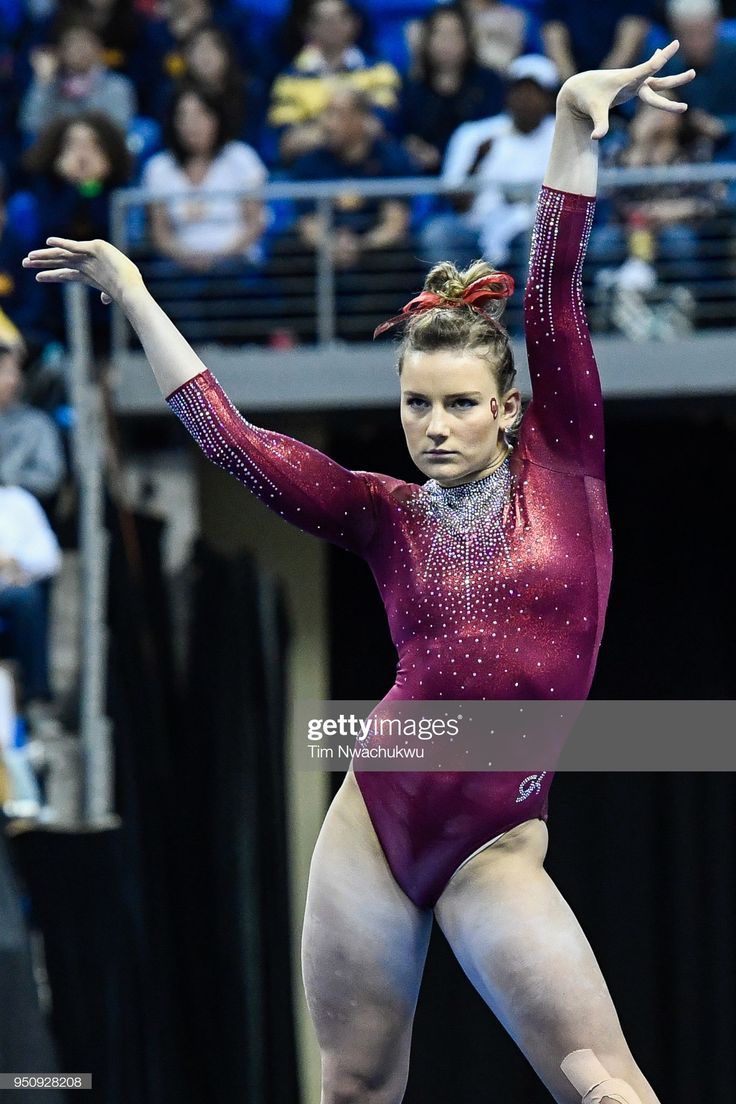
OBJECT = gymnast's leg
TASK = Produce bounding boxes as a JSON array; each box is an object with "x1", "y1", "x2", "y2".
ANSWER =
[
  {"x1": 433, "y1": 820, "x2": 661, "y2": 1104},
  {"x1": 302, "y1": 769, "x2": 433, "y2": 1104}
]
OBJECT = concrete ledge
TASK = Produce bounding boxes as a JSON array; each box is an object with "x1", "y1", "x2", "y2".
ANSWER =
[{"x1": 111, "y1": 331, "x2": 736, "y2": 414}]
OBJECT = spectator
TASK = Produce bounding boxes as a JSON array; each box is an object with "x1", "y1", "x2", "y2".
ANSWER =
[
  {"x1": 0, "y1": 314, "x2": 65, "y2": 501},
  {"x1": 665, "y1": 0, "x2": 736, "y2": 116},
  {"x1": 541, "y1": 0, "x2": 653, "y2": 81},
  {"x1": 158, "y1": 24, "x2": 267, "y2": 152},
  {"x1": 588, "y1": 96, "x2": 726, "y2": 295},
  {"x1": 267, "y1": 0, "x2": 401, "y2": 165},
  {"x1": 144, "y1": 0, "x2": 260, "y2": 101},
  {"x1": 19, "y1": 18, "x2": 137, "y2": 139},
  {"x1": 398, "y1": 4, "x2": 506, "y2": 174},
  {"x1": 291, "y1": 85, "x2": 412, "y2": 271},
  {"x1": 0, "y1": 483, "x2": 62, "y2": 708},
  {"x1": 37, "y1": 0, "x2": 152, "y2": 81},
  {"x1": 280, "y1": 85, "x2": 419, "y2": 340},
  {"x1": 142, "y1": 84, "x2": 268, "y2": 272},
  {"x1": 24, "y1": 112, "x2": 132, "y2": 246},
  {"x1": 420, "y1": 54, "x2": 558, "y2": 273},
  {"x1": 459, "y1": 0, "x2": 528, "y2": 74},
  {"x1": 23, "y1": 111, "x2": 132, "y2": 351}
]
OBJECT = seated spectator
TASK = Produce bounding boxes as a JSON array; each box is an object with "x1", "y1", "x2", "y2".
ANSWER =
[
  {"x1": 157, "y1": 25, "x2": 267, "y2": 153},
  {"x1": 33, "y1": 0, "x2": 152, "y2": 84},
  {"x1": 459, "y1": 0, "x2": 528, "y2": 74},
  {"x1": 0, "y1": 315, "x2": 65, "y2": 501},
  {"x1": 267, "y1": 0, "x2": 401, "y2": 165},
  {"x1": 588, "y1": 95, "x2": 727, "y2": 301},
  {"x1": 143, "y1": 0, "x2": 261, "y2": 107},
  {"x1": 23, "y1": 112, "x2": 132, "y2": 351},
  {"x1": 665, "y1": 0, "x2": 736, "y2": 116},
  {"x1": 291, "y1": 85, "x2": 412, "y2": 270},
  {"x1": 24, "y1": 112, "x2": 132, "y2": 245},
  {"x1": 541, "y1": 0, "x2": 654, "y2": 82},
  {"x1": 278, "y1": 85, "x2": 420, "y2": 340},
  {"x1": 19, "y1": 18, "x2": 137, "y2": 140},
  {"x1": 398, "y1": 4, "x2": 506, "y2": 174},
  {"x1": 141, "y1": 84, "x2": 268, "y2": 272},
  {"x1": 420, "y1": 54, "x2": 558, "y2": 276},
  {"x1": 0, "y1": 483, "x2": 62, "y2": 709}
]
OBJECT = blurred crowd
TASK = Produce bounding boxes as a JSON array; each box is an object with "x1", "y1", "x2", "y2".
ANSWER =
[{"x1": 0, "y1": 0, "x2": 735, "y2": 348}]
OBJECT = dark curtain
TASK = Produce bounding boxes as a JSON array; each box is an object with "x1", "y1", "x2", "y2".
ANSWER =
[
  {"x1": 178, "y1": 540, "x2": 298, "y2": 1104},
  {"x1": 10, "y1": 506, "x2": 184, "y2": 1104},
  {"x1": 0, "y1": 832, "x2": 63, "y2": 1104},
  {"x1": 328, "y1": 404, "x2": 736, "y2": 1104},
  {"x1": 8, "y1": 510, "x2": 298, "y2": 1103}
]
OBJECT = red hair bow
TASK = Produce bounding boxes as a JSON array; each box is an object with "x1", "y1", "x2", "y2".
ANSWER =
[{"x1": 373, "y1": 272, "x2": 515, "y2": 339}]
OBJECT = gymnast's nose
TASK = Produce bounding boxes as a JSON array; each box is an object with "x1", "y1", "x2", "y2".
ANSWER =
[{"x1": 426, "y1": 408, "x2": 450, "y2": 439}]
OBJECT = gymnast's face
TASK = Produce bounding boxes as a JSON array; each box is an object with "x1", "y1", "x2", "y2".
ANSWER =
[{"x1": 399, "y1": 349, "x2": 520, "y2": 487}]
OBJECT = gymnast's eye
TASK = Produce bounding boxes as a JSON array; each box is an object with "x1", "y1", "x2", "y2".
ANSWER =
[
  {"x1": 451, "y1": 398, "x2": 477, "y2": 409},
  {"x1": 405, "y1": 396, "x2": 428, "y2": 409}
]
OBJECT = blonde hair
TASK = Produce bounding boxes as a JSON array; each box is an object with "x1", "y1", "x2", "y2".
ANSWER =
[{"x1": 397, "y1": 260, "x2": 521, "y2": 437}]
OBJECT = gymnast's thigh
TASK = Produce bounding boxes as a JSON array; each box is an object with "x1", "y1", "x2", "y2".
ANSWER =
[
  {"x1": 433, "y1": 829, "x2": 660, "y2": 1104},
  {"x1": 302, "y1": 769, "x2": 433, "y2": 1059}
]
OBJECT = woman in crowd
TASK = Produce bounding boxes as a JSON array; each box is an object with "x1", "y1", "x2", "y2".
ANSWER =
[
  {"x1": 399, "y1": 3, "x2": 506, "y2": 173},
  {"x1": 142, "y1": 84, "x2": 267, "y2": 275},
  {"x1": 162, "y1": 24, "x2": 267, "y2": 153},
  {"x1": 23, "y1": 111, "x2": 132, "y2": 348}
]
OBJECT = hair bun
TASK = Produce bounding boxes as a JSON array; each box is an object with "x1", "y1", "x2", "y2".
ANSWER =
[{"x1": 423, "y1": 260, "x2": 512, "y2": 321}]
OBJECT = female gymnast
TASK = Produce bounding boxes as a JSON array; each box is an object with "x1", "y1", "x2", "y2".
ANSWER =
[{"x1": 23, "y1": 39, "x2": 694, "y2": 1104}]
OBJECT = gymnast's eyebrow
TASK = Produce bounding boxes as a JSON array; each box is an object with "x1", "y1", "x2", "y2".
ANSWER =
[{"x1": 403, "y1": 391, "x2": 484, "y2": 399}]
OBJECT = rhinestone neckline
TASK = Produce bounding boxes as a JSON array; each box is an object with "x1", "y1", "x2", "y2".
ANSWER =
[{"x1": 423, "y1": 455, "x2": 512, "y2": 501}]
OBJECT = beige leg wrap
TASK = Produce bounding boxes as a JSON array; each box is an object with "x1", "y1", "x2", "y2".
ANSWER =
[{"x1": 560, "y1": 1049, "x2": 644, "y2": 1104}]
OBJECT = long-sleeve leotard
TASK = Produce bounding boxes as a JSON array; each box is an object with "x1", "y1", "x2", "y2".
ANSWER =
[{"x1": 166, "y1": 185, "x2": 612, "y2": 908}]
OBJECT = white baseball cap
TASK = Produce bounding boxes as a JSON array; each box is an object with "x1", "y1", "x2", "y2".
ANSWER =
[{"x1": 506, "y1": 53, "x2": 561, "y2": 92}]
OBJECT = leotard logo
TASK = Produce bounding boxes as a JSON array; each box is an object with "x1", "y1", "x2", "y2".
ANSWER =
[{"x1": 516, "y1": 771, "x2": 547, "y2": 802}]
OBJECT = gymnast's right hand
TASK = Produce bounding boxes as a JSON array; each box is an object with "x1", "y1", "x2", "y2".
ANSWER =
[{"x1": 22, "y1": 237, "x2": 144, "y2": 306}]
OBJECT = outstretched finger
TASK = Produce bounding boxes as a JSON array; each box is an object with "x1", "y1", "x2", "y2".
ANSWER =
[
  {"x1": 633, "y1": 39, "x2": 680, "y2": 80},
  {"x1": 648, "y1": 69, "x2": 696, "y2": 90},
  {"x1": 45, "y1": 236, "x2": 96, "y2": 254},
  {"x1": 638, "y1": 84, "x2": 688, "y2": 111},
  {"x1": 24, "y1": 249, "x2": 81, "y2": 267},
  {"x1": 34, "y1": 268, "x2": 86, "y2": 282}
]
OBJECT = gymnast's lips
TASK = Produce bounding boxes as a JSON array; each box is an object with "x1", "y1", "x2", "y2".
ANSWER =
[{"x1": 425, "y1": 449, "x2": 456, "y2": 456}]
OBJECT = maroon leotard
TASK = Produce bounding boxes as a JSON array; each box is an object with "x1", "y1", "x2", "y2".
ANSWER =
[{"x1": 166, "y1": 185, "x2": 612, "y2": 909}]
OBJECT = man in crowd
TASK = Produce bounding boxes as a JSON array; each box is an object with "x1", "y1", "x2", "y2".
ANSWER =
[
  {"x1": 20, "y1": 17, "x2": 137, "y2": 139},
  {"x1": 420, "y1": 55, "x2": 559, "y2": 275},
  {"x1": 0, "y1": 312, "x2": 65, "y2": 501},
  {"x1": 292, "y1": 84, "x2": 412, "y2": 270},
  {"x1": 268, "y1": 0, "x2": 400, "y2": 165},
  {"x1": 665, "y1": 0, "x2": 736, "y2": 116}
]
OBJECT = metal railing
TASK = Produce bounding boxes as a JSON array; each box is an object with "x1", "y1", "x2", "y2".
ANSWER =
[{"x1": 109, "y1": 163, "x2": 736, "y2": 357}]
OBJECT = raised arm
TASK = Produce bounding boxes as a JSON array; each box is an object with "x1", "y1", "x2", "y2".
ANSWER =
[
  {"x1": 519, "y1": 40, "x2": 695, "y2": 478},
  {"x1": 520, "y1": 183, "x2": 601, "y2": 477},
  {"x1": 22, "y1": 241, "x2": 377, "y2": 556}
]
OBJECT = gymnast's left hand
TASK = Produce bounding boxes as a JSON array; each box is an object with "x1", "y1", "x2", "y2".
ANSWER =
[
  {"x1": 558, "y1": 38, "x2": 696, "y2": 141},
  {"x1": 22, "y1": 237, "x2": 144, "y2": 306}
]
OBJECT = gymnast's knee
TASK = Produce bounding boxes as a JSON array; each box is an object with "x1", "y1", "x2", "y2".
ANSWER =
[
  {"x1": 321, "y1": 1056, "x2": 407, "y2": 1104},
  {"x1": 560, "y1": 1049, "x2": 644, "y2": 1104}
]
